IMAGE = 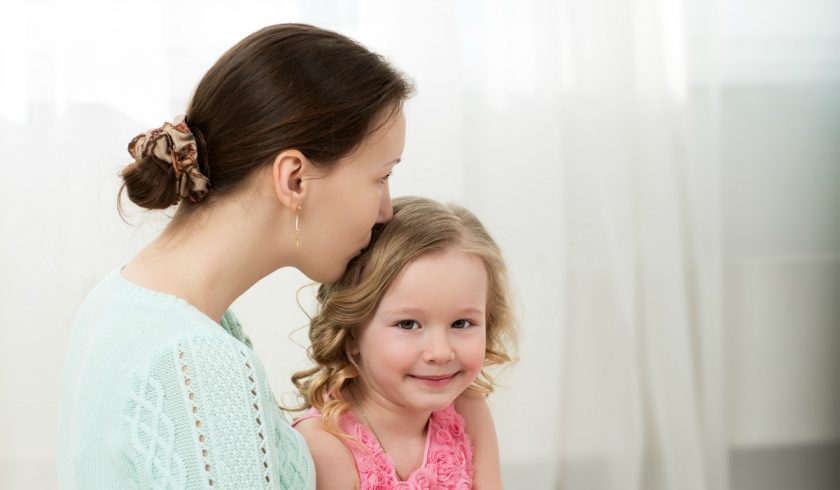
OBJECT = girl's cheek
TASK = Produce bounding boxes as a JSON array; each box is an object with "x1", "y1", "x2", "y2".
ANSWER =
[{"x1": 465, "y1": 341, "x2": 487, "y2": 371}]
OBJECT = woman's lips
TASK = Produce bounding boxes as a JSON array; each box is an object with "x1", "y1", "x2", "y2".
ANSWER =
[{"x1": 409, "y1": 372, "x2": 460, "y2": 388}]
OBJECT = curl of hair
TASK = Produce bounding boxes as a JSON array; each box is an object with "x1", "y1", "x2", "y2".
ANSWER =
[{"x1": 289, "y1": 196, "x2": 518, "y2": 439}]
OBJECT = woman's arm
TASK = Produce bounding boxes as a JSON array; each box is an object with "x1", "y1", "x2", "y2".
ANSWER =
[
  {"x1": 120, "y1": 335, "x2": 314, "y2": 489},
  {"x1": 455, "y1": 390, "x2": 503, "y2": 490}
]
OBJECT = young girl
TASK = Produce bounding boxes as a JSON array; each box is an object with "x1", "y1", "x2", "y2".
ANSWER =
[
  {"x1": 292, "y1": 196, "x2": 517, "y2": 489},
  {"x1": 58, "y1": 24, "x2": 412, "y2": 489}
]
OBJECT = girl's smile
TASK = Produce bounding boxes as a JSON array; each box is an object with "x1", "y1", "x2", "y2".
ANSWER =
[{"x1": 407, "y1": 371, "x2": 463, "y2": 388}]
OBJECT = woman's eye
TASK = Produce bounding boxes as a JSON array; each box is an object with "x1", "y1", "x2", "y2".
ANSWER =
[
  {"x1": 451, "y1": 319, "x2": 473, "y2": 329},
  {"x1": 396, "y1": 320, "x2": 420, "y2": 330},
  {"x1": 378, "y1": 171, "x2": 393, "y2": 184}
]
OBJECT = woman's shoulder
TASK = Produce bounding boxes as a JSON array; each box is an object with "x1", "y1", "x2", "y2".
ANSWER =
[
  {"x1": 105, "y1": 310, "x2": 255, "y2": 386},
  {"x1": 77, "y1": 269, "x2": 218, "y2": 333},
  {"x1": 72, "y1": 268, "x2": 254, "y2": 368}
]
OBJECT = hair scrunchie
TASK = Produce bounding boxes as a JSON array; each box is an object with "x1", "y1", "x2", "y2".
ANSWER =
[{"x1": 127, "y1": 115, "x2": 210, "y2": 205}]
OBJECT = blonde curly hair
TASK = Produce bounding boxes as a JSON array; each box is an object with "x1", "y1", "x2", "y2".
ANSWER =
[{"x1": 290, "y1": 196, "x2": 517, "y2": 438}]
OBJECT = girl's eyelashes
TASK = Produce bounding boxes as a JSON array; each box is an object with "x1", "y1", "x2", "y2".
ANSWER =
[
  {"x1": 392, "y1": 319, "x2": 479, "y2": 330},
  {"x1": 451, "y1": 319, "x2": 474, "y2": 329},
  {"x1": 395, "y1": 319, "x2": 420, "y2": 330}
]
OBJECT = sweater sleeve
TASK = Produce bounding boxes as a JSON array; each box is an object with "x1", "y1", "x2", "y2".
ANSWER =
[{"x1": 118, "y1": 333, "x2": 314, "y2": 489}]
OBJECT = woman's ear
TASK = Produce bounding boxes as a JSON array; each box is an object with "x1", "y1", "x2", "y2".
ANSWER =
[{"x1": 271, "y1": 149, "x2": 319, "y2": 209}]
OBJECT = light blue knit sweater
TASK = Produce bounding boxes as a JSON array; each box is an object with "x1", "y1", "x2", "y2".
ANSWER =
[{"x1": 57, "y1": 269, "x2": 315, "y2": 489}]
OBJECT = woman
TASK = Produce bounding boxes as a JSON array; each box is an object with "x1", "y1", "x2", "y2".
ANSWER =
[{"x1": 58, "y1": 23, "x2": 411, "y2": 489}]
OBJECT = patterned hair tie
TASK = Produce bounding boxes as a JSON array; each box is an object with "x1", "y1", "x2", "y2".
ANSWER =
[{"x1": 127, "y1": 115, "x2": 210, "y2": 205}]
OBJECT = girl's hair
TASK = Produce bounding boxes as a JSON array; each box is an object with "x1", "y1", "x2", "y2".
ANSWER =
[
  {"x1": 119, "y1": 23, "x2": 413, "y2": 223},
  {"x1": 290, "y1": 196, "x2": 517, "y2": 437}
]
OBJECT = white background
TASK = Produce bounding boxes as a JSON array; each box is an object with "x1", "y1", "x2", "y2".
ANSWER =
[{"x1": 0, "y1": 1, "x2": 838, "y2": 489}]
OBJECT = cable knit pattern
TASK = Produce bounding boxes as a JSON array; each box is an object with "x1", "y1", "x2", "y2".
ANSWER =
[
  {"x1": 295, "y1": 404, "x2": 473, "y2": 489},
  {"x1": 57, "y1": 268, "x2": 315, "y2": 489},
  {"x1": 123, "y1": 363, "x2": 186, "y2": 488}
]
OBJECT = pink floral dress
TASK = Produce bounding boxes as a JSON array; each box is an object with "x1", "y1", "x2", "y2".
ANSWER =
[{"x1": 294, "y1": 404, "x2": 474, "y2": 489}]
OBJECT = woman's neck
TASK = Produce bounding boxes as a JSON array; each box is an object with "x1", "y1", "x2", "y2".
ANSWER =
[{"x1": 122, "y1": 196, "x2": 292, "y2": 322}]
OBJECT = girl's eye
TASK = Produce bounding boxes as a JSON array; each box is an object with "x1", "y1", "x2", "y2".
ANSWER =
[
  {"x1": 396, "y1": 320, "x2": 420, "y2": 330},
  {"x1": 378, "y1": 171, "x2": 393, "y2": 184},
  {"x1": 451, "y1": 319, "x2": 473, "y2": 329}
]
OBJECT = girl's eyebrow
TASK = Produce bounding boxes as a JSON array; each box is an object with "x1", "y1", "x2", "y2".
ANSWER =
[
  {"x1": 380, "y1": 306, "x2": 485, "y2": 316},
  {"x1": 380, "y1": 306, "x2": 425, "y2": 316},
  {"x1": 456, "y1": 307, "x2": 485, "y2": 316}
]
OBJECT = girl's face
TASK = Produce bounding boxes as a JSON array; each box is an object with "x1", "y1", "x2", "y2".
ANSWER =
[
  {"x1": 298, "y1": 110, "x2": 406, "y2": 283},
  {"x1": 354, "y1": 247, "x2": 488, "y2": 414}
]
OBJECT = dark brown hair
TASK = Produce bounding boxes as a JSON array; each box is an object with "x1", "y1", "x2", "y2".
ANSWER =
[{"x1": 119, "y1": 23, "x2": 413, "y2": 221}]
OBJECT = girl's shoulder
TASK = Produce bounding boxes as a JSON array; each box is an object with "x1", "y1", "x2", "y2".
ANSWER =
[
  {"x1": 454, "y1": 391, "x2": 503, "y2": 490},
  {"x1": 293, "y1": 410, "x2": 358, "y2": 490},
  {"x1": 453, "y1": 390, "x2": 492, "y2": 431}
]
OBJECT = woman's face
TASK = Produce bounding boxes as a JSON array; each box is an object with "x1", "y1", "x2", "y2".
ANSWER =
[{"x1": 298, "y1": 110, "x2": 406, "y2": 283}]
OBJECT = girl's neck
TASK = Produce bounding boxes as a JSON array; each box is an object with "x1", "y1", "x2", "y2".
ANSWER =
[
  {"x1": 351, "y1": 387, "x2": 431, "y2": 446},
  {"x1": 351, "y1": 387, "x2": 431, "y2": 481}
]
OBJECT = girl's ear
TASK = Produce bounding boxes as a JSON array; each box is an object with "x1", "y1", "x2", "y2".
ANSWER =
[{"x1": 348, "y1": 332, "x2": 360, "y2": 356}]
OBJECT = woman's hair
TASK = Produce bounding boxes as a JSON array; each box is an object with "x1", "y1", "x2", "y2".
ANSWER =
[
  {"x1": 290, "y1": 196, "x2": 517, "y2": 438},
  {"x1": 119, "y1": 23, "x2": 413, "y2": 222}
]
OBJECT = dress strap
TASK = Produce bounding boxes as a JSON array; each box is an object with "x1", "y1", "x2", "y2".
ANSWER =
[{"x1": 291, "y1": 407, "x2": 321, "y2": 428}]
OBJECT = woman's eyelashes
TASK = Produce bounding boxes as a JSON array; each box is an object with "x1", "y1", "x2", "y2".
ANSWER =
[{"x1": 378, "y1": 171, "x2": 393, "y2": 184}]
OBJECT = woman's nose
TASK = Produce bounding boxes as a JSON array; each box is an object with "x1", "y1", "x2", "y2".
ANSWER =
[{"x1": 376, "y1": 184, "x2": 393, "y2": 223}]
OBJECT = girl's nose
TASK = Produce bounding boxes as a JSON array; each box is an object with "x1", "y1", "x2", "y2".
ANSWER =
[{"x1": 422, "y1": 329, "x2": 454, "y2": 363}]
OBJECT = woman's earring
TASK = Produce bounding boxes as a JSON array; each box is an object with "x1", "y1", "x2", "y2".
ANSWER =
[{"x1": 295, "y1": 205, "x2": 302, "y2": 249}]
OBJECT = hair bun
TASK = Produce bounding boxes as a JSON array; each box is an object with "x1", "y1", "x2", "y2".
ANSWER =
[
  {"x1": 120, "y1": 116, "x2": 210, "y2": 210},
  {"x1": 120, "y1": 155, "x2": 180, "y2": 209}
]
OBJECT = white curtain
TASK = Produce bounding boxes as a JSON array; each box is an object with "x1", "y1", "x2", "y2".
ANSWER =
[
  {"x1": 453, "y1": 2, "x2": 726, "y2": 488},
  {"x1": 2, "y1": 1, "x2": 838, "y2": 489}
]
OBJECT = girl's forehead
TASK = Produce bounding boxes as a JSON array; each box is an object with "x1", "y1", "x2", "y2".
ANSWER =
[{"x1": 377, "y1": 249, "x2": 488, "y2": 310}]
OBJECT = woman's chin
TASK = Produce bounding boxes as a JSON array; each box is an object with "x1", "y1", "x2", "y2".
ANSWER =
[{"x1": 301, "y1": 264, "x2": 346, "y2": 285}]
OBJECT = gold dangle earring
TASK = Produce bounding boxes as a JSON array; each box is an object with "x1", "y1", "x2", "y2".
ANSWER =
[{"x1": 295, "y1": 204, "x2": 302, "y2": 249}]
